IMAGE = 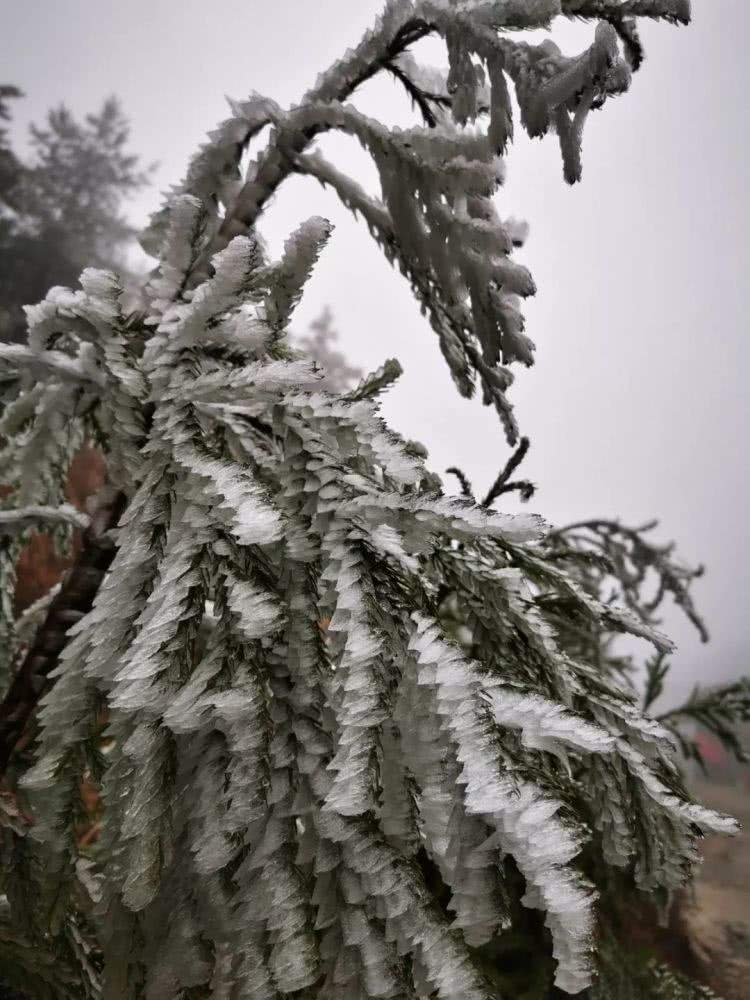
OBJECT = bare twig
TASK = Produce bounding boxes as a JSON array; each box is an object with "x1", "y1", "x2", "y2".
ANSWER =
[
  {"x1": 384, "y1": 60, "x2": 439, "y2": 127},
  {"x1": 445, "y1": 467, "x2": 475, "y2": 499},
  {"x1": 481, "y1": 435, "x2": 535, "y2": 507}
]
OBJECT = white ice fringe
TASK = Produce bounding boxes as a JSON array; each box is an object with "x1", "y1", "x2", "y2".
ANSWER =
[
  {"x1": 0, "y1": 504, "x2": 90, "y2": 535},
  {"x1": 485, "y1": 686, "x2": 615, "y2": 758},
  {"x1": 409, "y1": 613, "x2": 597, "y2": 993},
  {"x1": 341, "y1": 489, "x2": 546, "y2": 545}
]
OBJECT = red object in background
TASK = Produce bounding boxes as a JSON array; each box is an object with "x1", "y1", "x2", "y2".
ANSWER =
[
  {"x1": 66, "y1": 446, "x2": 107, "y2": 512},
  {"x1": 695, "y1": 730, "x2": 727, "y2": 767},
  {"x1": 13, "y1": 535, "x2": 71, "y2": 614},
  {"x1": 4, "y1": 446, "x2": 107, "y2": 613}
]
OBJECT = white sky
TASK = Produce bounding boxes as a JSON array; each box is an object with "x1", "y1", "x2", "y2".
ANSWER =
[{"x1": 4, "y1": 0, "x2": 749, "y2": 707}]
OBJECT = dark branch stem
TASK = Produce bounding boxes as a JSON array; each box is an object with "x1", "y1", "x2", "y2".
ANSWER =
[
  {"x1": 384, "y1": 61, "x2": 439, "y2": 127},
  {"x1": 445, "y1": 466, "x2": 474, "y2": 500},
  {"x1": 481, "y1": 436, "x2": 533, "y2": 507},
  {"x1": 545, "y1": 517, "x2": 659, "y2": 544}
]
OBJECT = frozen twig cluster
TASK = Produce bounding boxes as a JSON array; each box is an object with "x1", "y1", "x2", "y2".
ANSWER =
[{"x1": 142, "y1": 0, "x2": 687, "y2": 443}]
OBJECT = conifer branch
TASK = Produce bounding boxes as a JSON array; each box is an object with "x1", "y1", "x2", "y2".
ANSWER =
[
  {"x1": 561, "y1": 0, "x2": 690, "y2": 23},
  {"x1": 655, "y1": 677, "x2": 750, "y2": 768},
  {"x1": 210, "y1": 11, "x2": 435, "y2": 253},
  {"x1": 206, "y1": 0, "x2": 639, "y2": 258},
  {"x1": 0, "y1": 343, "x2": 105, "y2": 388},
  {"x1": 545, "y1": 517, "x2": 708, "y2": 643},
  {"x1": 384, "y1": 60, "x2": 441, "y2": 126},
  {"x1": 0, "y1": 5, "x2": 723, "y2": 996},
  {"x1": 606, "y1": 15, "x2": 645, "y2": 70},
  {"x1": 345, "y1": 357, "x2": 404, "y2": 401}
]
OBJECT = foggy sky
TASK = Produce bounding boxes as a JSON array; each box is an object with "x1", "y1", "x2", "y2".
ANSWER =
[{"x1": 4, "y1": 0, "x2": 749, "y2": 707}]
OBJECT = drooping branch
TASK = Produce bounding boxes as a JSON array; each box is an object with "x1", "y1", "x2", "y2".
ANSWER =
[
  {"x1": 605, "y1": 15, "x2": 645, "y2": 70},
  {"x1": 135, "y1": 1, "x2": 691, "y2": 453},
  {"x1": 217, "y1": 0, "x2": 683, "y2": 254},
  {"x1": 209, "y1": 13, "x2": 434, "y2": 256},
  {"x1": 203, "y1": 0, "x2": 573, "y2": 262},
  {"x1": 545, "y1": 517, "x2": 708, "y2": 642},
  {"x1": 384, "y1": 60, "x2": 441, "y2": 126}
]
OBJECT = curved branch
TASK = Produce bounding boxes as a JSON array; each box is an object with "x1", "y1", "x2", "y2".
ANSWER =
[
  {"x1": 0, "y1": 504, "x2": 90, "y2": 536},
  {"x1": 210, "y1": 16, "x2": 433, "y2": 255},
  {"x1": 545, "y1": 517, "x2": 708, "y2": 643},
  {"x1": 0, "y1": 344, "x2": 105, "y2": 388},
  {"x1": 545, "y1": 517, "x2": 659, "y2": 543},
  {"x1": 208, "y1": 0, "x2": 559, "y2": 253},
  {"x1": 445, "y1": 466, "x2": 475, "y2": 499},
  {"x1": 384, "y1": 60, "x2": 439, "y2": 126}
]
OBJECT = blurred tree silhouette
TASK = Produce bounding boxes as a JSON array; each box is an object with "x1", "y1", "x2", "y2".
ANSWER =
[
  {"x1": 294, "y1": 305, "x2": 363, "y2": 392},
  {"x1": 0, "y1": 90, "x2": 152, "y2": 343},
  {"x1": 0, "y1": 87, "x2": 23, "y2": 205}
]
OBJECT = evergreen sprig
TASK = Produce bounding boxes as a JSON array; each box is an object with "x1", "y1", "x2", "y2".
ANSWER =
[{"x1": 657, "y1": 678, "x2": 750, "y2": 769}]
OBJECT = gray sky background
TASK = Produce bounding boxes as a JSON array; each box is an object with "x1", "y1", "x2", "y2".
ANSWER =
[{"x1": 3, "y1": 0, "x2": 748, "y2": 708}]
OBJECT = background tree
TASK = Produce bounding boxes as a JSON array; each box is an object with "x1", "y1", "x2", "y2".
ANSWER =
[
  {"x1": 294, "y1": 307, "x2": 363, "y2": 393},
  {"x1": 0, "y1": 87, "x2": 23, "y2": 206},
  {"x1": 0, "y1": 93, "x2": 152, "y2": 343}
]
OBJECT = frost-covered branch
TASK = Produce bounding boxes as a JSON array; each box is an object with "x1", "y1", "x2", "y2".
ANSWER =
[
  {"x1": 0, "y1": 343, "x2": 105, "y2": 388},
  {"x1": 0, "y1": 504, "x2": 90, "y2": 536},
  {"x1": 139, "y1": 0, "x2": 689, "y2": 443},
  {"x1": 0, "y1": 488, "x2": 125, "y2": 774},
  {"x1": 0, "y1": 4, "x2": 717, "y2": 997}
]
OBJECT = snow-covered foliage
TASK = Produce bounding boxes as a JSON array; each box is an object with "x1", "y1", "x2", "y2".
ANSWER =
[
  {"x1": 139, "y1": 0, "x2": 691, "y2": 445},
  {"x1": 0, "y1": 2, "x2": 735, "y2": 999}
]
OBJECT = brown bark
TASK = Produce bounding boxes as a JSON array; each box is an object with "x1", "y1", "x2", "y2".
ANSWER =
[{"x1": 0, "y1": 488, "x2": 126, "y2": 776}]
